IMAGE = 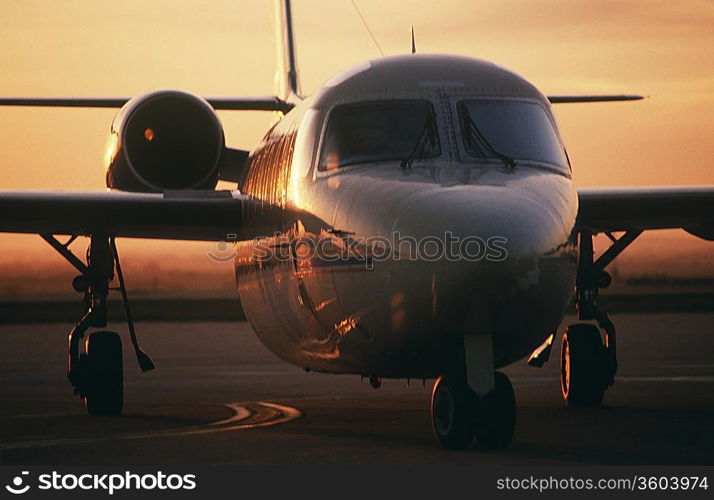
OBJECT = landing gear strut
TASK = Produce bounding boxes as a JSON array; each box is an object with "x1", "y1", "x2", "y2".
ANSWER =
[
  {"x1": 40, "y1": 233, "x2": 154, "y2": 415},
  {"x1": 561, "y1": 229, "x2": 641, "y2": 406}
]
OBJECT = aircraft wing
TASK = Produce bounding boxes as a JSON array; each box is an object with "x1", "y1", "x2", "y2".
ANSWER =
[
  {"x1": 0, "y1": 190, "x2": 301, "y2": 241},
  {"x1": 0, "y1": 96, "x2": 293, "y2": 112},
  {"x1": 3, "y1": 186, "x2": 713, "y2": 241},
  {"x1": 548, "y1": 95, "x2": 643, "y2": 104},
  {"x1": 577, "y1": 186, "x2": 714, "y2": 238}
]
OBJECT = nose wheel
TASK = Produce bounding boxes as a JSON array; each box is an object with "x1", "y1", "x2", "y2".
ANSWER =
[
  {"x1": 473, "y1": 371, "x2": 516, "y2": 449},
  {"x1": 431, "y1": 375, "x2": 472, "y2": 449},
  {"x1": 431, "y1": 371, "x2": 516, "y2": 450}
]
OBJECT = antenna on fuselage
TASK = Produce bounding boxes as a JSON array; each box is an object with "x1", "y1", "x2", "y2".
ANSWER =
[
  {"x1": 410, "y1": 26, "x2": 417, "y2": 53},
  {"x1": 274, "y1": 0, "x2": 303, "y2": 102},
  {"x1": 350, "y1": 0, "x2": 385, "y2": 56}
]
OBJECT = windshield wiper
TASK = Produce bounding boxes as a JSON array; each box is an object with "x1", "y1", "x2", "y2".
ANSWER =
[
  {"x1": 461, "y1": 112, "x2": 516, "y2": 171},
  {"x1": 401, "y1": 112, "x2": 438, "y2": 170}
]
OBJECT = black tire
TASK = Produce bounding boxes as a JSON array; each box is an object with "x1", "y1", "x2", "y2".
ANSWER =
[
  {"x1": 561, "y1": 324, "x2": 605, "y2": 407},
  {"x1": 431, "y1": 375, "x2": 473, "y2": 450},
  {"x1": 473, "y1": 371, "x2": 516, "y2": 449},
  {"x1": 83, "y1": 331, "x2": 123, "y2": 415}
]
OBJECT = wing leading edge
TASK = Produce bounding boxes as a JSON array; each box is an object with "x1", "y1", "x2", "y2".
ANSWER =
[
  {"x1": 0, "y1": 96, "x2": 293, "y2": 113},
  {"x1": 577, "y1": 186, "x2": 714, "y2": 238},
  {"x1": 0, "y1": 190, "x2": 308, "y2": 241}
]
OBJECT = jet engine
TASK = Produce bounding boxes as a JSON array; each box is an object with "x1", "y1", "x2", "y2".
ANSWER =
[{"x1": 105, "y1": 90, "x2": 225, "y2": 192}]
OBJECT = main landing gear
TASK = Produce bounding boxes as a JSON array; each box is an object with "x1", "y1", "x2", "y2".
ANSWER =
[
  {"x1": 431, "y1": 335, "x2": 516, "y2": 449},
  {"x1": 559, "y1": 229, "x2": 642, "y2": 407},
  {"x1": 41, "y1": 233, "x2": 154, "y2": 415}
]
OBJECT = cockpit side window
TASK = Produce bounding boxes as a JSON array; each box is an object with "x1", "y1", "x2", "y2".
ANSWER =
[
  {"x1": 457, "y1": 100, "x2": 568, "y2": 169},
  {"x1": 319, "y1": 100, "x2": 440, "y2": 170}
]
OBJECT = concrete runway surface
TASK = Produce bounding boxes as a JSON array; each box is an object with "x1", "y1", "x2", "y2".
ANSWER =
[{"x1": 1, "y1": 314, "x2": 712, "y2": 465}]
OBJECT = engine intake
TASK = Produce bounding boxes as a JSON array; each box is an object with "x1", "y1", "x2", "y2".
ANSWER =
[{"x1": 106, "y1": 90, "x2": 224, "y2": 192}]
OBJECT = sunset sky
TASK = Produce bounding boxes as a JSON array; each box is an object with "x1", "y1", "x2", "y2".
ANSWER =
[{"x1": 1, "y1": 0, "x2": 713, "y2": 289}]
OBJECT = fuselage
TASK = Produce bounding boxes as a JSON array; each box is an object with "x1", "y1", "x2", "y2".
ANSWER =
[{"x1": 235, "y1": 54, "x2": 579, "y2": 378}]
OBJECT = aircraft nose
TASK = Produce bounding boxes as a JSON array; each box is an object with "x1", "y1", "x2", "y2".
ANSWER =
[
  {"x1": 391, "y1": 185, "x2": 568, "y2": 263},
  {"x1": 389, "y1": 185, "x2": 577, "y2": 358}
]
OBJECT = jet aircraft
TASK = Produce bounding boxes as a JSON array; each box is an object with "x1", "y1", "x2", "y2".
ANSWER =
[{"x1": 1, "y1": 0, "x2": 712, "y2": 449}]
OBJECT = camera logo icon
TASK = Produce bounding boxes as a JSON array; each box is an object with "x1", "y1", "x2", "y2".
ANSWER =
[{"x1": 5, "y1": 471, "x2": 30, "y2": 495}]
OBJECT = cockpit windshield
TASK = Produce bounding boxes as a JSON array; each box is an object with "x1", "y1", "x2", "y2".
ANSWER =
[
  {"x1": 319, "y1": 100, "x2": 440, "y2": 170},
  {"x1": 457, "y1": 100, "x2": 568, "y2": 168}
]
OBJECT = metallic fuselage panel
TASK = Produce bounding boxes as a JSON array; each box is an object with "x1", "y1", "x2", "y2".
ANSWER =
[{"x1": 236, "y1": 164, "x2": 577, "y2": 377}]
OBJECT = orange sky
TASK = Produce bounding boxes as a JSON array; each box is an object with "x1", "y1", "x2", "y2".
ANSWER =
[{"x1": 0, "y1": 0, "x2": 713, "y2": 284}]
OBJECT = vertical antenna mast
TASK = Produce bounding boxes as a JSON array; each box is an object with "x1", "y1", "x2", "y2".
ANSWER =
[{"x1": 274, "y1": 0, "x2": 302, "y2": 101}]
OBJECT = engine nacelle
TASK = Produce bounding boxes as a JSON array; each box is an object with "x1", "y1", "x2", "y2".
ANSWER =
[{"x1": 105, "y1": 90, "x2": 224, "y2": 192}]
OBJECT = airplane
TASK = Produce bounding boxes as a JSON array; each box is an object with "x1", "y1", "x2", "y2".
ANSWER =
[{"x1": 1, "y1": 0, "x2": 713, "y2": 450}]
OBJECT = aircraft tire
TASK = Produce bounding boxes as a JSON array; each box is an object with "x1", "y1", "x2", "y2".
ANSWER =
[
  {"x1": 431, "y1": 374, "x2": 473, "y2": 449},
  {"x1": 472, "y1": 371, "x2": 516, "y2": 449},
  {"x1": 560, "y1": 324, "x2": 605, "y2": 407},
  {"x1": 83, "y1": 330, "x2": 124, "y2": 415}
]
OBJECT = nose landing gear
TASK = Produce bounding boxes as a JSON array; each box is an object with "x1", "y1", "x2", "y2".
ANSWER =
[
  {"x1": 431, "y1": 374, "x2": 471, "y2": 449},
  {"x1": 431, "y1": 371, "x2": 516, "y2": 450},
  {"x1": 431, "y1": 334, "x2": 516, "y2": 450}
]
